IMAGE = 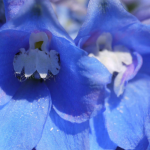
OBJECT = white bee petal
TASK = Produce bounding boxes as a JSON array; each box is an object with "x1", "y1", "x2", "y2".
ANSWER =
[
  {"x1": 24, "y1": 49, "x2": 37, "y2": 78},
  {"x1": 13, "y1": 48, "x2": 26, "y2": 74},
  {"x1": 36, "y1": 51, "x2": 50, "y2": 78},
  {"x1": 13, "y1": 32, "x2": 60, "y2": 80},
  {"x1": 13, "y1": 49, "x2": 60, "y2": 79}
]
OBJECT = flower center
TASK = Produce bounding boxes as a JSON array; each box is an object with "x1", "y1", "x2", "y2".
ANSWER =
[
  {"x1": 89, "y1": 33, "x2": 133, "y2": 96},
  {"x1": 13, "y1": 32, "x2": 60, "y2": 82}
]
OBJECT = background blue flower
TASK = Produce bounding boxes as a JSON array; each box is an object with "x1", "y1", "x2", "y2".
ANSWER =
[
  {"x1": 75, "y1": 0, "x2": 150, "y2": 149},
  {"x1": 132, "y1": 1, "x2": 150, "y2": 25}
]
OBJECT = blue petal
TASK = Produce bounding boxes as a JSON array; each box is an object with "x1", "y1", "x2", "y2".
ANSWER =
[
  {"x1": 0, "y1": 80, "x2": 51, "y2": 150},
  {"x1": 75, "y1": 0, "x2": 150, "y2": 55},
  {"x1": 36, "y1": 108, "x2": 89, "y2": 150},
  {"x1": 3, "y1": 0, "x2": 26, "y2": 21},
  {"x1": 90, "y1": 111, "x2": 117, "y2": 150},
  {"x1": 139, "y1": 54, "x2": 150, "y2": 75},
  {"x1": 133, "y1": 136, "x2": 149, "y2": 150},
  {"x1": 46, "y1": 36, "x2": 111, "y2": 123},
  {"x1": 0, "y1": 30, "x2": 30, "y2": 105},
  {"x1": 103, "y1": 74, "x2": 150, "y2": 149},
  {"x1": 2, "y1": 0, "x2": 72, "y2": 42},
  {"x1": 147, "y1": 144, "x2": 150, "y2": 150},
  {"x1": 145, "y1": 113, "x2": 150, "y2": 147}
]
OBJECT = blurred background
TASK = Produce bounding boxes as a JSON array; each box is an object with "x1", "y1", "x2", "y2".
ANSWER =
[
  {"x1": 0, "y1": 0, "x2": 5, "y2": 27},
  {"x1": 0, "y1": 0, "x2": 150, "y2": 38}
]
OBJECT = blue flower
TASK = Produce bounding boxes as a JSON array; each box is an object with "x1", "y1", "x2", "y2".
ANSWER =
[
  {"x1": 0, "y1": 0, "x2": 111, "y2": 149},
  {"x1": 75, "y1": 0, "x2": 150, "y2": 149}
]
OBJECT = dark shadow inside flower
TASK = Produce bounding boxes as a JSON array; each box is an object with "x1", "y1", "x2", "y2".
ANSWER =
[
  {"x1": 140, "y1": 54, "x2": 150, "y2": 75},
  {"x1": 0, "y1": 0, "x2": 6, "y2": 27},
  {"x1": 12, "y1": 80, "x2": 48, "y2": 102},
  {"x1": 133, "y1": 136, "x2": 149, "y2": 149},
  {"x1": 107, "y1": 83, "x2": 124, "y2": 110},
  {"x1": 90, "y1": 111, "x2": 117, "y2": 149},
  {"x1": 106, "y1": 71, "x2": 124, "y2": 110},
  {"x1": 116, "y1": 147, "x2": 124, "y2": 150},
  {"x1": 49, "y1": 108, "x2": 89, "y2": 135}
]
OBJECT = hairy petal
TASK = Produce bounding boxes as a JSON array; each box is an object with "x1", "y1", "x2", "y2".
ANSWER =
[
  {"x1": 0, "y1": 80, "x2": 51, "y2": 150},
  {"x1": 0, "y1": 30, "x2": 30, "y2": 105},
  {"x1": 3, "y1": 0, "x2": 26, "y2": 21},
  {"x1": 36, "y1": 108, "x2": 89, "y2": 150},
  {"x1": 104, "y1": 74, "x2": 150, "y2": 149},
  {"x1": 90, "y1": 111, "x2": 117, "y2": 150}
]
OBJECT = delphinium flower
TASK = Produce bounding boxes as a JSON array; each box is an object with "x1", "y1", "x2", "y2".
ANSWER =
[
  {"x1": 75, "y1": 0, "x2": 150, "y2": 149},
  {"x1": 0, "y1": 0, "x2": 111, "y2": 149}
]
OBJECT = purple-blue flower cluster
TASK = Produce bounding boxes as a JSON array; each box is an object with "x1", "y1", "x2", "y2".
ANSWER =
[{"x1": 0, "y1": 0, "x2": 150, "y2": 150}]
